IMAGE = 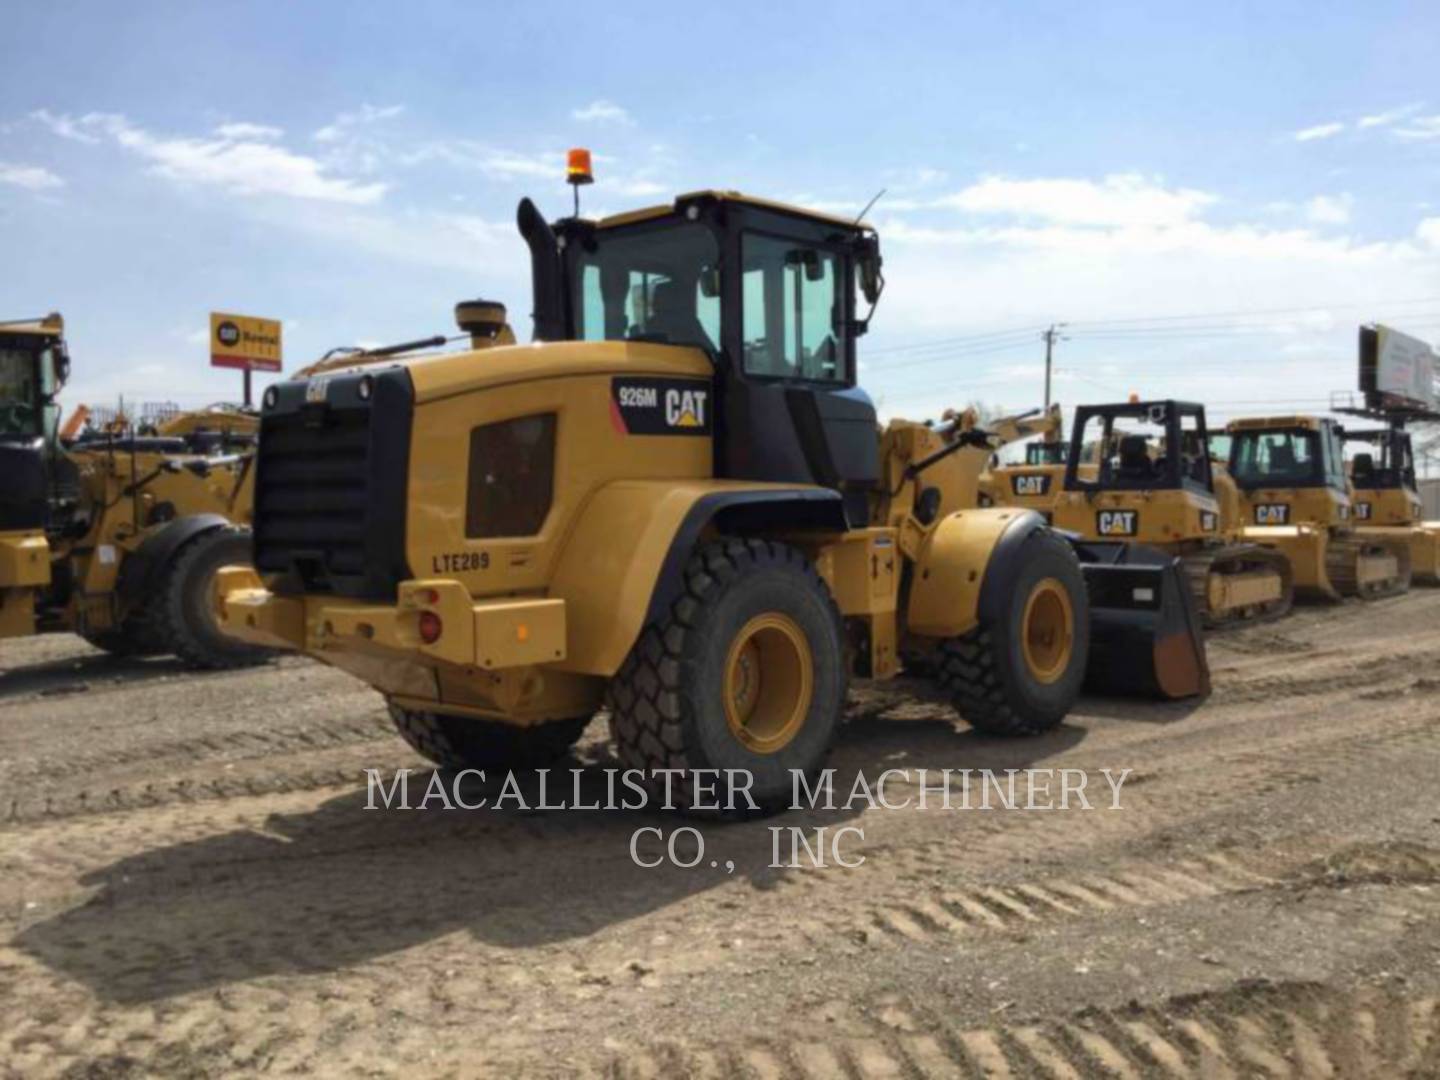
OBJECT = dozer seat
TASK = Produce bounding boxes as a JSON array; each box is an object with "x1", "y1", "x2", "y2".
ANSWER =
[
  {"x1": 1351, "y1": 452, "x2": 1374, "y2": 484},
  {"x1": 1115, "y1": 435, "x2": 1155, "y2": 483}
]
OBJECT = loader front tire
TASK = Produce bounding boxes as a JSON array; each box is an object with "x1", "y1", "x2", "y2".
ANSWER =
[
  {"x1": 389, "y1": 706, "x2": 590, "y2": 770},
  {"x1": 607, "y1": 539, "x2": 846, "y2": 816},
  {"x1": 151, "y1": 526, "x2": 272, "y2": 670},
  {"x1": 939, "y1": 529, "x2": 1088, "y2": 735}
]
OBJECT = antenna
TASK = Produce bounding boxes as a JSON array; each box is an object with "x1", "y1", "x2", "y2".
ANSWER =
[{"x1": 854, "y1": 188, "x2": 886, "y2": 225}]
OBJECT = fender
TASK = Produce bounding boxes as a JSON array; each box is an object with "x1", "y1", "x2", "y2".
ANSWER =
[
  {"x1": 547, "y1": 480, "x2": 847, "y2": 676},
  {"x1": 116, "y1": 513, "x2": 231, "y2": 608},
  {"x1": 906, "y1": 508, "x2": 1047, "y2": 638}
]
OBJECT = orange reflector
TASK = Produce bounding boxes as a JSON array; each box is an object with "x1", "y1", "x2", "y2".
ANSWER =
[
  {"x1": 516, "y1": 624, "x2": 530, "y2": 642},
  {"x1": 418, "y1": 611, "x2": 443, "y2": 644},
  {"x1": 567, "y1": 147, "x2": 594, "y2": 185}
]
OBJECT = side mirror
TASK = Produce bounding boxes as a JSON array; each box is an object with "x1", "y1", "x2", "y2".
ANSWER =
[
  {"x1": 1147, "y1": 403, "x2": 1168, "y2": 425},
  {"x1": 49, "y1": 342, "x2": 71, "y2": 396},
  {"x1": 857, "y1": 239, "x2": 884, "y2": 306},
  {"x1": 698, "y1": 266, "x2": 721, "y2": 299}
]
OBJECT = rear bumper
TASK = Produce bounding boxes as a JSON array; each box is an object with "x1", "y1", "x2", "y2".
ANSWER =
[{"x1": 216, "y1": 568, "x2": 566, "y2": 670}]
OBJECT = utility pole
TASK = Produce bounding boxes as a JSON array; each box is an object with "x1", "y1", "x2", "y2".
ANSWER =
[{"x1": 1042, "y1": 323, "x2": 1067, "y2": 411}]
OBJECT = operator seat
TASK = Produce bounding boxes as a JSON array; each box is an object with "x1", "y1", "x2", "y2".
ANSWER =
[
  {"x1": 647, "y1": 280, "x2": 712, "y2": 351},
  {"x1": 1351, "y1": 452, "x2": 1375, "y2": 485}
]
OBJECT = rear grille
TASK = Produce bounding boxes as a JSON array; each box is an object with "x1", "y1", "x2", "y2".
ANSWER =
[{"x1": 253, "y1": 369, "x2": 414, "y2": 599}]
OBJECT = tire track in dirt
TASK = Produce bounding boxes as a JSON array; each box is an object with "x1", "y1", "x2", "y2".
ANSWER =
[{"x1": 601, "y1": 982, "x2": 1440, "y2": 1079}]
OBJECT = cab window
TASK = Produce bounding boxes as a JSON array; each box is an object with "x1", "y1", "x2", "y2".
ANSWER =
[
  {"x1": 741, "y1": 234, "x2": 846, "y2": 383},
  {"x1": 0, "y1": 346, "x2": 41, "y2": 438},
  {"x1": 575, "y1": 224, "x2": 720, "y2": 353}
]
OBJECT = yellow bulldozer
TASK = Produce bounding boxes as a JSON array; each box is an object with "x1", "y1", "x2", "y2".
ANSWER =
[
  {"x1": 983, "y1": 400, "x2": 1292, "y2": 626},
  {"x1": 0, "y1": 313, "x2": 267, "y2": 666},
  {"x1": 217, "y1": 177, "x2": 1207, "y2": 812},
  {"x1": 1225, "y1": 415, "x2": 1410, "y2": 600},
  {"x1": 1338, "y1": 420, "x2": 1440, "y2": 585}
]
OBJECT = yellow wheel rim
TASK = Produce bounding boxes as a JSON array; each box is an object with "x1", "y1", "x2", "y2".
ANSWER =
[
  {"x1": 1020, "y1": 577, "x2": 1074, "y2": 684},
  {"x1": 722, "y1": 613, "x2": 814, "y2": 754}
]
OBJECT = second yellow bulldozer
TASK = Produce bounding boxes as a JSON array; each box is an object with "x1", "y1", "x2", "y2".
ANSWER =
[{"x1": 1226, "y1": 415, "x2": 1410, "y2": 600}]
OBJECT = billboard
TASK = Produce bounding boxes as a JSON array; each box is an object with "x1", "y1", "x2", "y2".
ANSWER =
[
  {"x1": 1359, "y1": 324, "x2": 1437, "y2": 411},
  {"x1": 210, "y1": 312, "x2": 283, "y2": 372}
]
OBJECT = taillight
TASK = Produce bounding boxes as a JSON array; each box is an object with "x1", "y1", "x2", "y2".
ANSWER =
[{"x1": 418, "y1": 611, "x2": 443, "y2": 644}]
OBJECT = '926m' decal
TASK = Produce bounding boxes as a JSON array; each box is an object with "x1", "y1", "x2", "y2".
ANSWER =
[
  {"x1": 611, "y1": 377, "x2": 712, "y2": 436},
  {"x1": 1255, "y1": 503, "x2": 1290, "y2": 525}
]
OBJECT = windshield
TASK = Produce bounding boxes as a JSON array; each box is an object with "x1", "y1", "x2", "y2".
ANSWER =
[
  {"x1": 574, "y1": 222, "x2": 721, "y2": 353},
  {"x1": 1230, "y1": 429, "x2": 1324, "y2": 488},
  {"x1": 0, "y1": 345, "x2": 42, "y2": 438}
]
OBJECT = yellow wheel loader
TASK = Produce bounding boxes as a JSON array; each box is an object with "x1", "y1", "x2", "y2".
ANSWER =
[
  {"x1": 1226, "y1": 415, "x2": 1410, "y2": 600},
  {"x1": 1338, "y1": 420, "x2": 1440, "y2": 585},
  {"x1": 1040, "y1": 401, "x2": 1292, "y2": 626},
  {"x1": 217, "y1": 181, "x2": 1206, "y2": 812},
  {"x1": 0, "y1": 314, "x2": 267, "y2": 667}
]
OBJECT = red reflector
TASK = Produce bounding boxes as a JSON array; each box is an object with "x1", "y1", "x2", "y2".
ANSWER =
[
  {"x1": 418, "y1": 611, "x2": 443, "y2": 644},
  {"x1": 418, "y1": 588, "x2": 440, "y2": 605}
]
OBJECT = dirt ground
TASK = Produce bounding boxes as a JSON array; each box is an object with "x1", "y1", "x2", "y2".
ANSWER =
[{"x1": 1, "y1": 593, "x2": 1439, "y2": 1078}]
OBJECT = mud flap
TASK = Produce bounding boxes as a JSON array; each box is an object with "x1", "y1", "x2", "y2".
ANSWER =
[{"x1": 1070, "y1": 541, "x2": 1211, "y2": 700}]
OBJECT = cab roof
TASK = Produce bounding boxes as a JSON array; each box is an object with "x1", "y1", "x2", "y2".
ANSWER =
[
  {"x1": 596, "y1": 190, "x2": 870, "y2": 232},
  {"x1": 1226, "y1": 415, "x2": 1325, "y2": 433},
  {"x1": 0, "y1": 313, "x2": 64, "y2": 337}
]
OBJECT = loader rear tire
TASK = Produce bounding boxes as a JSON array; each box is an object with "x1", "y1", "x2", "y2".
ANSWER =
[
  {"x1": 389, "y1": 706, "x2": 590, "y2": 770},
  {"x1": 151, "y1": 526, "x2": 272, "y2": 670},
  {"x1": 607, "y1": 539, "x2": 846, "y2": 816},
  {"x1": 939, "y1": 529, "x2": 1088, "y2": 735}
]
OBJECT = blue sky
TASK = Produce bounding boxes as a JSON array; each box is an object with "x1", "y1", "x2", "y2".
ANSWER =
[{"x1": 3, "y1": 0, "x2": 1438, "y2": 434}]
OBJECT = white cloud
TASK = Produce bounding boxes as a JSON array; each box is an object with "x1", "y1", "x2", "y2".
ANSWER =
[
  {"x1": 1419, "y1": 218, "x2": 1440, "y2": 248},
  {"x1": 0, "y1": 162, "x2": 63, "y2": 191},
  {"x1": 34, "y1": 111, "x2": 386, "y2": 204},
  {"x1": 214, "y1": 121, "x2": 283, "y2": 141},
  {"x1": 572, "y1": 99, "x2": 633, "y2": 125},
  {"x1": 30, "y1": 108, "x2": 101, "y2": 144},
  {"x1": 1393, "y1": 115, "x2": 1440, "y2": 141},
  {"x1": 1293, "y1": 121, "x2": 1345, "y2": 142},
  {"x1": 934, "y1": 174, "x2": 1216, "y2": 228},
  {"x1": 1358, "y1": 103, "x2": 1423, "y2": 129},
  {"x1": 1305, "y1": 193, "x2": 1353, "y2": 225},
  {"x1": 313, "y1": 104, "x2": 404, "y2": 143}
]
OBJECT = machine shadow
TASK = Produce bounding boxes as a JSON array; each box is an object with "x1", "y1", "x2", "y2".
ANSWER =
[
  {"x1": 16, "y1": 714, "x2": 1086, "y2": 1005},
  {"x1": 0, "y1": 651, "x2": 196, "y2": 700},
  {"x1": 1077, "y1": 693, "x2": 1207, "y2": 724}
]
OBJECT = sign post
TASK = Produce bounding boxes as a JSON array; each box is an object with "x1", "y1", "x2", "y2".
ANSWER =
[{"x1": 210, "y1": 313, "x2": 283, "y2": 407}]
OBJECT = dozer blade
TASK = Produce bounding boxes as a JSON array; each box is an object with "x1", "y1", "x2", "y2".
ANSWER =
[{"x1": 1070, "y1": 541, "x2": 1211, "y2": 700}]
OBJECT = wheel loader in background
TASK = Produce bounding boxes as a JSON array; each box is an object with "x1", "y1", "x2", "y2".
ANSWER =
[
  {"x1": 0, "y1": 314, "x2": 267, "y2": 667},
  {"x1": 1226, "y1": 415, "x2": 1411, "y2": 600},
  {"x1": 1338, "y1": 418, "x2": 1440, "y2": 585},
  {"x1": 217, "y1": 176, "x2": 1207, "y2": 813}
]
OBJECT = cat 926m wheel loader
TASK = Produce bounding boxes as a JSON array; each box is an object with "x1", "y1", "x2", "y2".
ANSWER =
[{"x1": 217, "y1": 172, "x2": 1206, "y2": 813}]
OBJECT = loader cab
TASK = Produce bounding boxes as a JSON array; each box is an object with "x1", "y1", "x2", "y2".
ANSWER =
[
  {"x1": 0, "y1": 316, "x2": 69, "y2": 531},
  {"x1": 1064, "y1": 401, "x2": 1214, "y2": 496},
  {"x1": 521, "y1": 191, "x2": 883, "y2": 524}
]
